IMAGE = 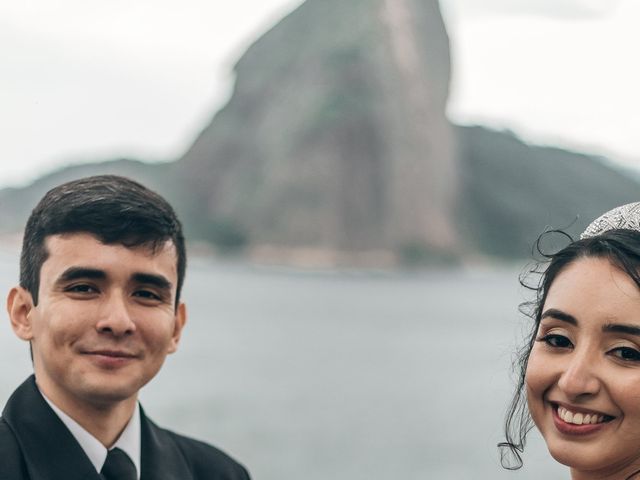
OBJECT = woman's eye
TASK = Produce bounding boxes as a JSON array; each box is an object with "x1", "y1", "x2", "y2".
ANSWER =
[
  {"x1": 539, "y1": 334, "x2": 573, "y2": 349},
  {"x1": 611, "y1": 347, "x2": 640, "y2": 362}
]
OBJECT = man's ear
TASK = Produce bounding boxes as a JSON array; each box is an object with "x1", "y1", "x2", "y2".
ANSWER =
[
  {"x1": 168, "y1": 302, "x2": 187, "y2": 354},
  {"x1": 7, "y1": 286, "x2": 35, "y2": 341}
]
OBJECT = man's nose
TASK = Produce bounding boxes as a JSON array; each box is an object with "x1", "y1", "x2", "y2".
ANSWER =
[
  {"x1": 96, "y1": 294, "x2": 136, "y2": 336},
  {"x1": 557, "y1": 349, "x2": 600, "y2": 398}
]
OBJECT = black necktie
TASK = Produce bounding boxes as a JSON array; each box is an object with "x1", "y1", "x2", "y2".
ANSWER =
[{"x1": 101, "y1": 447, "x2": 137, "y2": 480}]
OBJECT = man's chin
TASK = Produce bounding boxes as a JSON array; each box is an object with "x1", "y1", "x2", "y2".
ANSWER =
[{"x1": 76, "y1": 376, "x2": 142, "y2": 407}]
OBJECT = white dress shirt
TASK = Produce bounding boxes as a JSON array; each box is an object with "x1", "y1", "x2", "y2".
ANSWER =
[{"x1": 40, "y1": 390, "x2": 141, "y2": 479}]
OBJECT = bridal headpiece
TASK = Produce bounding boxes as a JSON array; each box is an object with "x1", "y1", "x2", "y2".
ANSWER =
[{"x1": 581, "y1": 202, "x2": 640, "y2": 239}]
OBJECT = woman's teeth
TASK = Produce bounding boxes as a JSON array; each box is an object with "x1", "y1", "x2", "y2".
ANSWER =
[{"x1": 557, "y1": 406, "x2": 607, "y2": 425}]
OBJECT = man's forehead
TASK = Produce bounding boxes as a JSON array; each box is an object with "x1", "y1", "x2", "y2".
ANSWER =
[
  {"x1": 41, "y1": 233, "x2": 179, "y2": 273},
  {"x1": 44, "y1": 233, "x2": 177, "y2": 255}
]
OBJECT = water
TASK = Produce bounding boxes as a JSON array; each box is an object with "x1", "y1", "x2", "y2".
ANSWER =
[{"x1": 0, "y1": 250, "x2": 566, "y2": 479}]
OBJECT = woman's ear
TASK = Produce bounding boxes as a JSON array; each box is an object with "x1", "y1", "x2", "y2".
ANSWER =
[{"x1": 7, "y1": 286, "x2": 35, "y2": 341}]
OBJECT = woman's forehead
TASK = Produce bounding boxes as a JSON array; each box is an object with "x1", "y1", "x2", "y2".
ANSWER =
[{"x1": 544, "y1": 257, "x2": 640, "y2": 321}]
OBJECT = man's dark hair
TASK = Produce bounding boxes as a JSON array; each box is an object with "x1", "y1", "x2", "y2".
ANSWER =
[{"x1": 20, "y1": 175, "x2": 186, "y2": 307}]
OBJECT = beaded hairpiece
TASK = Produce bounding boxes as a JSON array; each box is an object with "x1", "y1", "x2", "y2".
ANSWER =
[{"x1": 580, "y1": 202, "x2": 640, "y2": 239}]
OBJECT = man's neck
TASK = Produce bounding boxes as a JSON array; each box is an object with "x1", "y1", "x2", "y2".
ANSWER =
[{"x1": 35, "y1": 375, "x2": 138, "y2": 448}]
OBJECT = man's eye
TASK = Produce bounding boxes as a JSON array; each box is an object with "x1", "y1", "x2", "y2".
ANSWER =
[
  {"x1": 66, "y1": 284, "x2": 97, "y2": 293},
  {"x1": 611, "y1": 347, "x2": 640, "y2": 362},
  {"x1": 538, "y1": 334, "x2": 573, "y2": 349},
  {"x1": 134, "y1": 290, "x2": 161, "y2": 301}
]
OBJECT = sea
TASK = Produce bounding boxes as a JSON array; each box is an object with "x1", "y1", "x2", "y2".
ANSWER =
[{"x1": 0, "y1": 248, "x2": 567, "y2": 479}]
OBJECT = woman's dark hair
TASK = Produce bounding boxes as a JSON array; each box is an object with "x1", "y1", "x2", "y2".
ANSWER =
[{"x1": 499, "y1": 228, "x2": 640, "y2": 469}]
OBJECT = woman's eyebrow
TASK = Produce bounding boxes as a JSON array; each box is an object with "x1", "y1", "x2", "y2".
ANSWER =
[
  {"x1": 542, "y1": 309, "x2": 640, "y2": 336},
  {"x1": 540, "y1": 308, "x2": 577, "y2": 325},
  {"x1": 603, "y1": 323, "x2": 640, "y2": 336}
]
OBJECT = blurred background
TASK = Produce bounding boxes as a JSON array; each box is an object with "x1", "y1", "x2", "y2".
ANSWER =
[{"x1": 1, "y1": 0, "x2": 638, "y2": 477}]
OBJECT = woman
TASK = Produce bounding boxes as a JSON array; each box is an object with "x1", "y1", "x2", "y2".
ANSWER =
[{"x1": 501, "y1": 202, "x2": 640, "y2": 480}]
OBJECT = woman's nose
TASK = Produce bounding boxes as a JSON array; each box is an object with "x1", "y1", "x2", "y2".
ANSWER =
[
  {"x1": 557, "y1": 349, "x2": 600, "y2": 398},
  {"x1": 96, "y1": 294, "x2": 136, "y2": 336}
]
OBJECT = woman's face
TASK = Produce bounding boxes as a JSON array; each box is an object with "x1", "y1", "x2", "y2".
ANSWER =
[{"x1": 526, "y1": 256, "x2": 640, "y2": 479}]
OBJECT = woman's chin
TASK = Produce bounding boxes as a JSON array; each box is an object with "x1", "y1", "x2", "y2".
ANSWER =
[
  {"x1": 547, "y1": 443, "x2": 632, "y2": 479},
  {"x1": 545, "y1": 438, "x2": 598, "y2": 470}
]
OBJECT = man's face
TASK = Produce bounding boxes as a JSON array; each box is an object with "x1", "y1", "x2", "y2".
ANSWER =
[{"x1": 8, "y1": 233, "x2": 186, "y2": 411}]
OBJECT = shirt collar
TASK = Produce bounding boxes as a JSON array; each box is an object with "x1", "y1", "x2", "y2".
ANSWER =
[{"x1": 40, "y1": 390, "x2": 141, "y2": 479}]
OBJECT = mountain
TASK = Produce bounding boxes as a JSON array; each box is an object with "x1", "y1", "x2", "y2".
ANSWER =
[
  {"x1": 176, "y1": 0, "x2": 458, "y2": 257},
  {"x1": 456, "y1": 126, "x2": 640, "y2": 259},
  {"x1": 0, "y1": 159, "x2": 168, "y2": 233},
  {"x1": 0, "y1": 0, "x2": 638, "y2": 266}
]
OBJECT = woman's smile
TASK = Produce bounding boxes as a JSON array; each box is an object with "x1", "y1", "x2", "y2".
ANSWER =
[
  {"x1": 556, "y1": 405, "x2": 611, "y2": 425},
  {"x1": 550, "y1": 402, "x2": 616, "y2": 436}
]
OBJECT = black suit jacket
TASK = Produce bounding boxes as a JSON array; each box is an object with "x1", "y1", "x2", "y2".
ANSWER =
[{"x1": 0, "y1": 376, "x2": 250, "y2": 480}]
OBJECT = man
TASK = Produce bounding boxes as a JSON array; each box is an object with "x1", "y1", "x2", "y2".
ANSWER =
[{"x1": 0, "y1": 175, "x2": 250, "y2": 479}]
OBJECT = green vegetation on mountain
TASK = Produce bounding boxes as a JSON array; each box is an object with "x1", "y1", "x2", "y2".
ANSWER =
[{"x1": 457, "y1": 126, "x2": 640, "y2": 259}]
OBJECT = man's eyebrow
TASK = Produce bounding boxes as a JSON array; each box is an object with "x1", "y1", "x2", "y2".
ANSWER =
[
  {"x1": 132, "y1": 273, "x2": 172, "y2": 290},
  {"x1": 56, "y1": 267, "x2": 106, "y2": 284},
  {"x1": 540, "y1": 308, "x2": 578, "y2": 325},
  {"x1": 603, "y1": 323, "x2": 640, "y2": 336}
]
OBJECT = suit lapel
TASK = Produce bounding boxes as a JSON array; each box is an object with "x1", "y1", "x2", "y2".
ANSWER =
[
  {"x1": 140, "y1": 407, "x2": 192, "y2": 480},
  {"x1": 3, "y1": 377, "x2": 195, "y2": 480},
  {"x1": 2, "y1": 376, "x2": 102, "y2": 480}
]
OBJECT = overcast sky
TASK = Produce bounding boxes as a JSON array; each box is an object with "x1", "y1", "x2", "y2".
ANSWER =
[{"x1": 1, "y1": 0, "x2": 638, "y2": 188}]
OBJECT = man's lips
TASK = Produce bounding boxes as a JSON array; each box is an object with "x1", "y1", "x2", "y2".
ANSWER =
[
  {"x1": 80, "y1": 349, "x2": 139, "y2": 369},
  {"x1": 83, "y1": 350, "x2": 137, "y2": 357},
  {"x1": 81, "y1": 350, "x2": 140, "y2": 362}
]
